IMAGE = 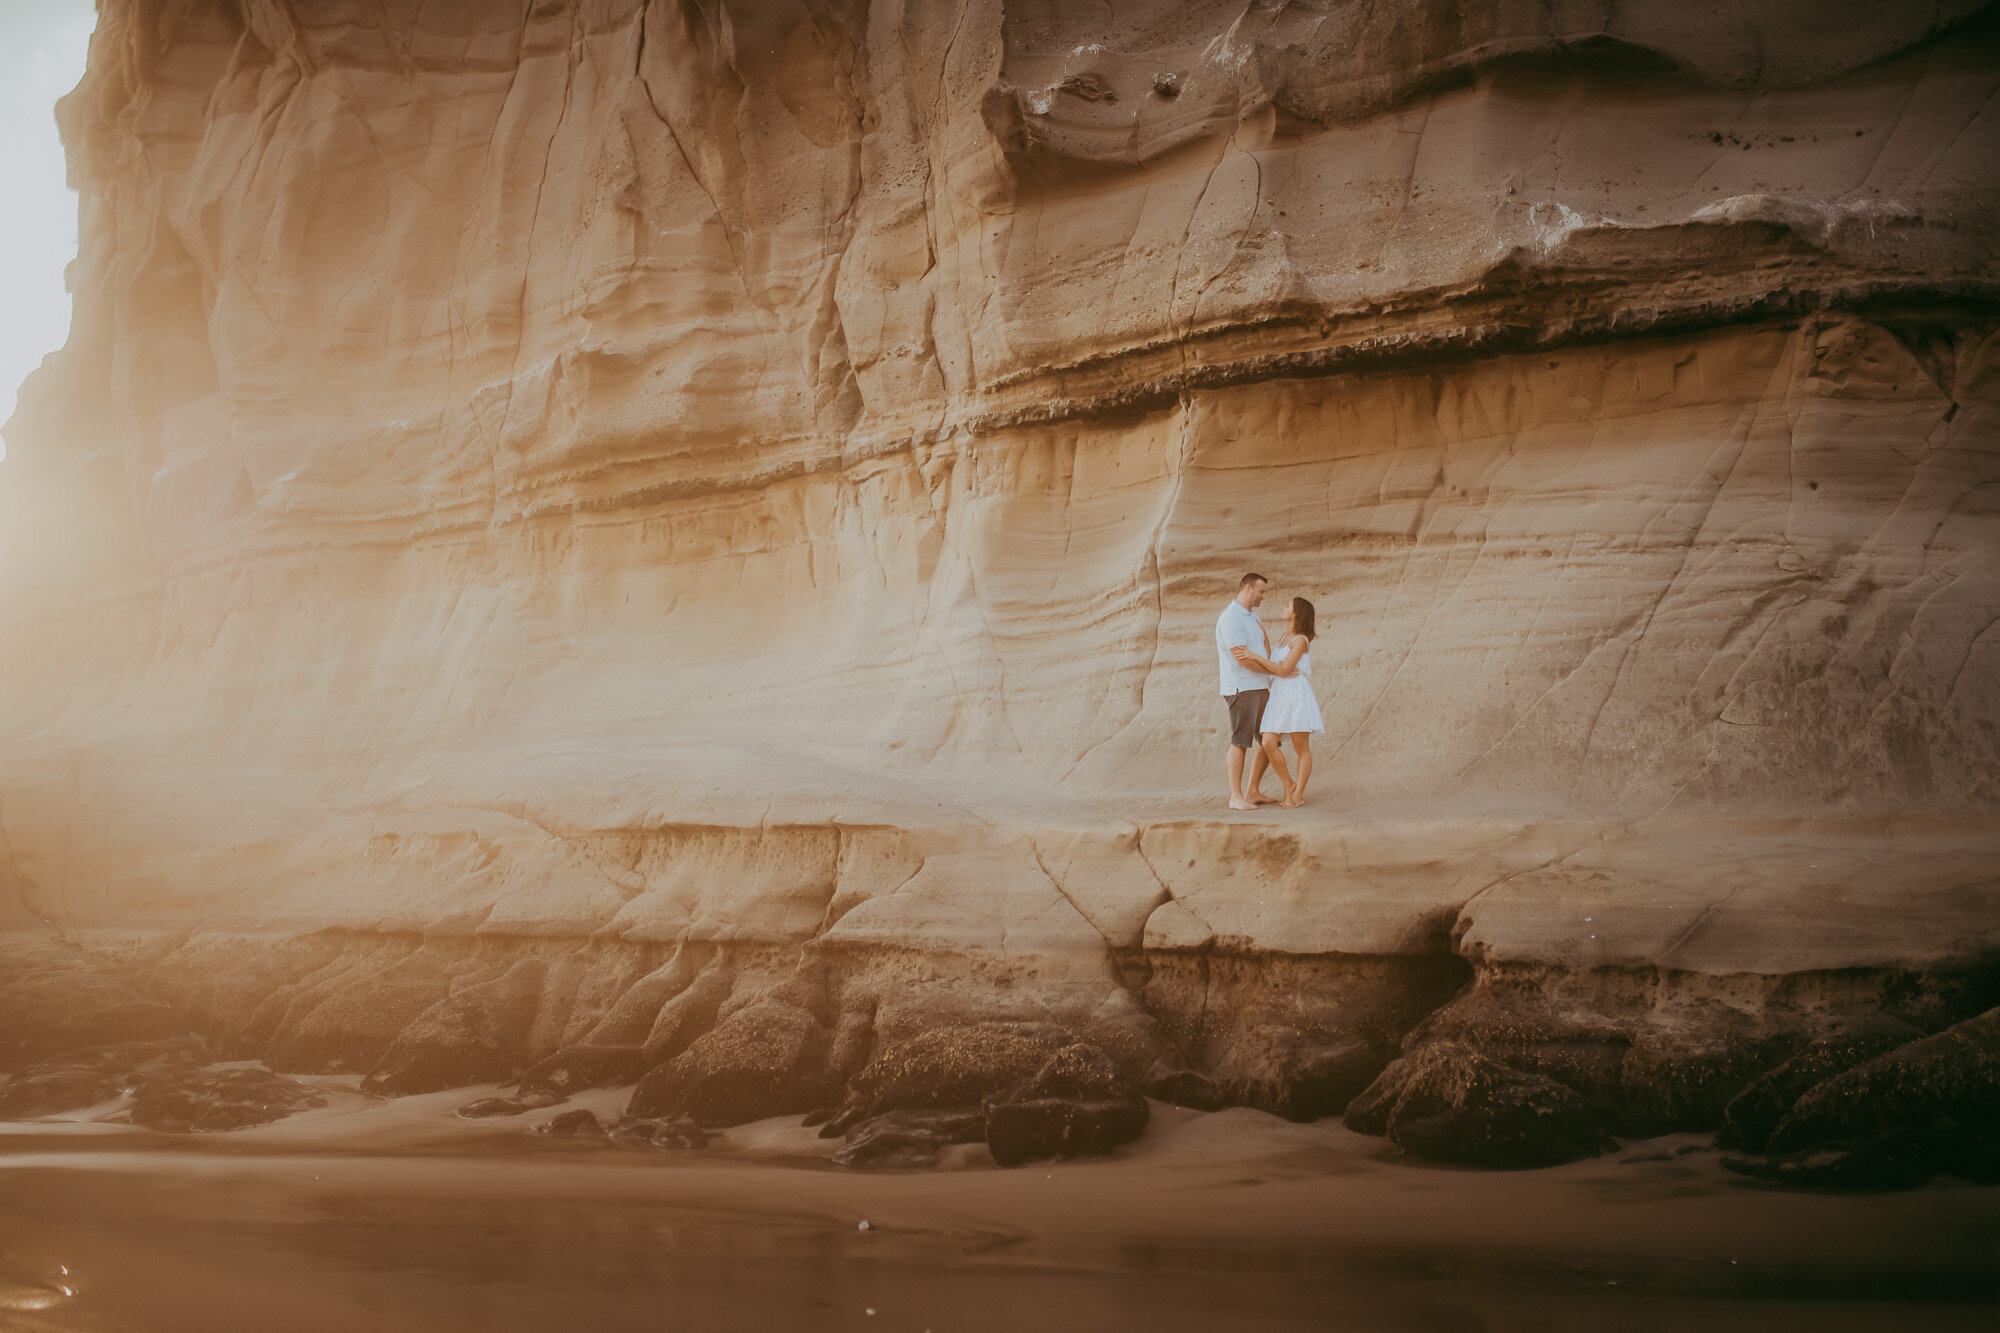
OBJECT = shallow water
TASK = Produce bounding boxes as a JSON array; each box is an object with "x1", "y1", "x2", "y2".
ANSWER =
[{"x1": 1, "y1": 1093, "x2": 1994, "y2": 1332}]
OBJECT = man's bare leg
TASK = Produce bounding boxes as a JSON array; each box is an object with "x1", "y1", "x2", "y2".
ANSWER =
[
  {"x1": 1227, "y1": 747, "x2": 1256, "y2": 810},
  {"x1": 1246, "y1": 742, "x2": 1276, "y2": 805}
]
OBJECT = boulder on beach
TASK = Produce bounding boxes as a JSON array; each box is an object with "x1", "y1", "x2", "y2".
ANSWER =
[
  {"x1": 1726, "y1": 1124, "x2": 2000, "y2": 1191},
  {"x1": 0, "y1": 1039, "x2": 209, "y2": 1119},
  {"x1": 1765, "y1": 1010, "x2": 2000, "y2": 1153},
  {"x1": 1346, "y1": 1043, "x2": 1612, "y2": 1168},
  {"x1": 456, "y1": 1090, "x2": 565, "y2": 1119},
  {"x1": 821, "y1": 1024, "x2": 1074, "y2": 1135},
  {"x1": 538, "y1": 1108, "x2": 606, "y2": 1137},
  {"x1": 125, "y1": 1066, "x2": 328, "y2": 1133},
  {"x1": 833, "y1": 1109, "x2": 986, "y2": 1170},
  {"x1": 981, "y1": 1043, "x2": 1149, "y2": 1168},
  {"x1": 1717, "y1": 1027, "x2": 1916, "y2": 1153}
]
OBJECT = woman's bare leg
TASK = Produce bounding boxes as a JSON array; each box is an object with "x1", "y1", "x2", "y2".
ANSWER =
[
  {"x1": 1260, "y1": 732, "x2": 1295, "y2": 804},
  {"x1": 1282, "y1": 735, "x2": 1313, "y2": 807}
]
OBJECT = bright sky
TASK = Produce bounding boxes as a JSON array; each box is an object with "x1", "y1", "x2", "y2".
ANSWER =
[{"x1": 0, "y1": 0, "x2": 98, "y2": 460}]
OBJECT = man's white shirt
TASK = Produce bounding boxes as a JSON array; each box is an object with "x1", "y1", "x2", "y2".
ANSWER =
[{"x1": 1215, "y1": 601, "x2": 1268, "y2": 696}]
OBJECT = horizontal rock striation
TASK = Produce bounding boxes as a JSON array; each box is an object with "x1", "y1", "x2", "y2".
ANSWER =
[{"x1": 2, "y1": 1, "x2": 1998, "y2": 1170}]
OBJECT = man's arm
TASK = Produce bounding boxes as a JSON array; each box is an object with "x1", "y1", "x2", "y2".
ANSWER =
[
  {"x1": 1231, "y1": 644, "x2": 1281, "y2": 674},
  {"x1": 1229, "y1": 623, "x2": 1275, "y2": 674},
  {"x1": 1249, "y1": 637, "x2": 1307, "y2": 678}
]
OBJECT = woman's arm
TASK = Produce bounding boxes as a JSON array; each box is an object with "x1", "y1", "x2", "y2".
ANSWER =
[{"x1": 1234, "y1": 637, "x2": 1307, "y2": 678}]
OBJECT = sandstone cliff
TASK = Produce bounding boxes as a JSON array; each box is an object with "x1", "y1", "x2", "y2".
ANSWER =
[{"x1": 2, "y1": 0, "x2": 1997, "y2": 1157}]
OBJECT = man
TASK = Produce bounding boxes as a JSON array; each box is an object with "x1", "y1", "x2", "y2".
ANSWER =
[{"x1": 1215, "y1": 572, "x2": 1276, "y2": 810}]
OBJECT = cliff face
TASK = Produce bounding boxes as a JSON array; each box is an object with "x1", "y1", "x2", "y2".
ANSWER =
[{"x1": 2, "y1": 1, "x2": 1998, "y2": 1135}]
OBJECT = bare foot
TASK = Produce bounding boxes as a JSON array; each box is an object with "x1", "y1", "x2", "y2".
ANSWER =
[
  {"x1": 1248, "y1": 789, "x2": 1277, "y2": 806},
  {"x1": 1282, "y1": 790, "x2": 1306, "y2": 809},
  {"x1": 1229, "y1": 796, "x2": 1256, "y2": 811}
]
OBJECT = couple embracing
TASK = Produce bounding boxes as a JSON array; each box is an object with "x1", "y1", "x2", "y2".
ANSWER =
[{"x1": 1215, "y1": 572, "x2": 1324, "y2": 811}]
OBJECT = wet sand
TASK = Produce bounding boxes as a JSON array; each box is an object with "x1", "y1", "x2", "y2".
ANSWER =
[{"x1": 1, "y1": 1083, "x2": 1994, "y2": 1331}]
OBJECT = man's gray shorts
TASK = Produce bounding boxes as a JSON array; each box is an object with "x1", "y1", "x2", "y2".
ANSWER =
[{"x1": 1224, "y1": 689, "x2": 1268, "y2": 749}]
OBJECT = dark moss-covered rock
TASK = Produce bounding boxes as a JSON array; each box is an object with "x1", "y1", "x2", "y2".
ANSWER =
[
  {"x1": 517, "y1": 1044, "x2": 649, "y2": 1095},
  {"x1": 1718, "y1": 1027, "x2": 1914, "y2": 1152},
  {"x1": 1619, "y1": 1031, "x2": 1801, "y2": 1131},
  {"x1": 1725, "y1": 1124, "x2": 2000, "y2": 1191},
  {"x1": 125, "y1": 1066, "x2": 327, "y2": 1132},
  {"x1": 976, "y1": 1044, "x2": 1150, "y2": 1167},
  {"x1": 1347, "y1": 1042, "x2": 1612, "y2": 1168},
  {"x1": 824, "y1": 1022, "x2": 1072, "y2": 1133},
  {"x1": 361, "y1": 958, "x2": 546, "y2": 1096},
  {"x1": 834, "y1": 1109, "x2": 985, "y2": 1169},
  {"x1": 456, "y1": 1089, "x2": 565, "y2": 1119},
  {"x1": 0, "y1": 1039, "x2": 209, "y2": 1119},
  {"x1": 1495, "y1": 1038, "x2": 1632, "y2": 1106},
  {"x1": 1765, "y1": 1008, "x2": 2000, "y2": 1155},
  {"x1": 1012, "y1": 1043, "x2": 1127, "y2": 1100},
  {"x1": 626, "y1": 1000, "x2": 831, "y2": 1127},
  {"x1": 872, "y1": 1107, "x2": 987, "y2": 1143},
  {"x1": 985, "y1": 1096, "x2": 1149, "y2": 1167},
  {"x1": 0, "y1": 1067, "x2": 123, "y2": 1118},
  {"x1": 538, "y1": 1108, "x2": 605, "y2": 1136},
  {"x1": 834, "y1": 1124, "x2": 947, "y2": 1169}
]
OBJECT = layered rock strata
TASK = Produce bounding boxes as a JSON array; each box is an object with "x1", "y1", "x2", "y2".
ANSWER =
[{"x1": 2, "y1": 1, "x2": 1998, "y2": 1169}]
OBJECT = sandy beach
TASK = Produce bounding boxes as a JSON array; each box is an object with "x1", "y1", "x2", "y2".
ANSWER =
[{"x1": 2, "y1": 1084, "x2": 1993, "y2": 1332}]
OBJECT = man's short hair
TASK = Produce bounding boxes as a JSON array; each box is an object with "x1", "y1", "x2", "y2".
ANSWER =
[{"x1": 1239, "y1": 572, "x2": 1268, "y2": 590}]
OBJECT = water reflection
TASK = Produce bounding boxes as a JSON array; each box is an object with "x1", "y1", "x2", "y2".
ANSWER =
[{"x1": 0, "y1": 1140, "x2": 1993, "y2": 1332}]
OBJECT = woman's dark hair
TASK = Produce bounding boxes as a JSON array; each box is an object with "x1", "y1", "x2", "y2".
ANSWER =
[{"x1": 1292, "y1": 597, "x2": 1316, "y2": 640}]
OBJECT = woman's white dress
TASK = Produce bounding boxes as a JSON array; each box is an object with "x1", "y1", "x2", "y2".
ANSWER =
[{"x1": 1261, "y1": 636, "x2": 1324, "y2": 735}]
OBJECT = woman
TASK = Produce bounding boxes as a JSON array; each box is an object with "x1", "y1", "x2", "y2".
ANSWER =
[{"x1": 1239, "y1": 597, "x2": 1323, "y2": 809}]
